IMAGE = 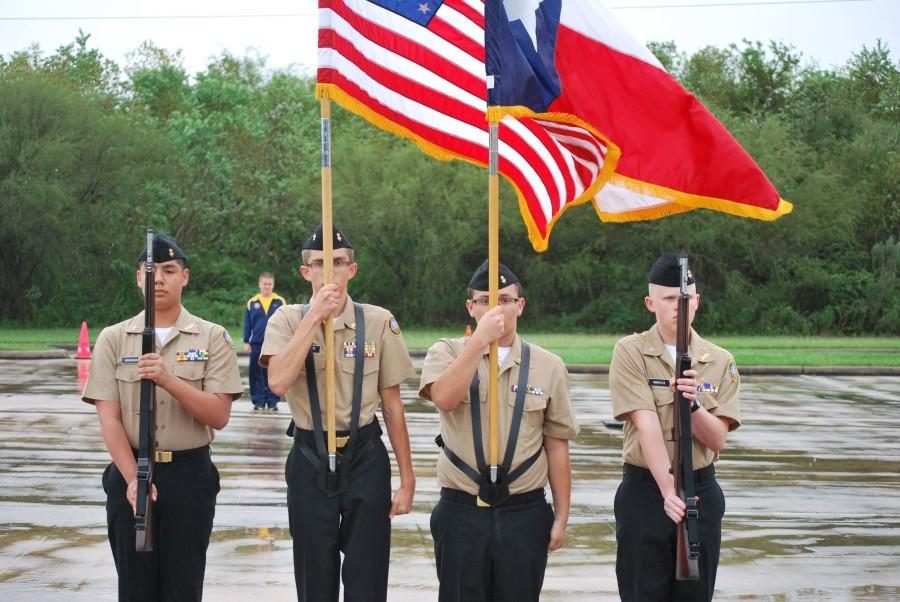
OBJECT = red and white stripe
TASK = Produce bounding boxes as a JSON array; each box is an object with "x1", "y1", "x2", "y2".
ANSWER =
[{"x1": 318, "y1": 0, "x2": 612, "y2": 249}]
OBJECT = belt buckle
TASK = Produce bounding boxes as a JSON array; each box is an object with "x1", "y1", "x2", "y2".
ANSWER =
[
  {"x1": 476, "y1": 496, "x2": 491, "y2": 508},
  {"x1": 335, "y1": 435, "x2": 350, "y2": 449},
  {"x1": 154, "y1": 450, "x2": 173, "y2": 463}
]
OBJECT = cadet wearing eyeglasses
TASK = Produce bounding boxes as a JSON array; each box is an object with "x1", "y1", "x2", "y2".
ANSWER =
[
  {"x1": 260, "y1": 224, "x2": 416, "y2": 602},
  {"x1": 419, "y1": 260, "x2": 579, "y2": 602}
]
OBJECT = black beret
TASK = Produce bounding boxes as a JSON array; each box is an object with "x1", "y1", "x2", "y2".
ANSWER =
[
  {"x1": 302, "y1": 224, "x2": 353, "y2": 251},
  {"x1": 648, "y1": 252, "x2": 695, "y2": 287},
  {"x1": 468, "y1": 260, "x2": 520, "y2": 291},
  {"x1": 136, "y1": 234, "x2": 187, "y2": 266}
]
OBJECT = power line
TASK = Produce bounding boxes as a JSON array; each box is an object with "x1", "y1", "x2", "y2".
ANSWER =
[
  {"x1": 0, "y1": 0, "x2": 875, "y2": 22},
  {"x1": 0, "y1": 13, "x2": 315, "y2": 22},
  {"x1": 613, "y1": 0, "x2": 872, "y2": 8}
]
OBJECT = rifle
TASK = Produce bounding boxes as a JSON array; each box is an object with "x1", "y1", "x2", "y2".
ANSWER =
[
  {"x1": 135, "y1": 227, "x2": 156, "y2": 552},
  {"x1": 673, "y1": 251, "x2": 700, "y2": 580}
]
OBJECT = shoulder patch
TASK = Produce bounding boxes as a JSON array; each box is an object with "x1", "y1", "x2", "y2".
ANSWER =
[
  {"x1": 388, "y1": 317, "x2": 401, "y2": 335},
  {"x1": 729, "y1": 361, "x2": 739, "y2": 383},
  {"x1": 223, "y1": 330, "x2": 235, "y2": 349}
]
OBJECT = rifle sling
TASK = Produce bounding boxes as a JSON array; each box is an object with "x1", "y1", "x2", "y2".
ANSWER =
[{"x1": 679, "y1": 389, "x2": 701, "y2": 553}]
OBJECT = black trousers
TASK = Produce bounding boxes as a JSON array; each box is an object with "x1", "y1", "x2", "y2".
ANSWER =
[
  {"x1": 286, "y1": 425, "x2": 391, "y2": 602},
  {"x1": 103, "y1": 447, "x2": 220, "y2": 602},
  {"x1": 614, "y1": 463, "x2": 725, "y2": 602},
  {"x1": 430, "y1": 488, "x2": 554, "y2": 602}
]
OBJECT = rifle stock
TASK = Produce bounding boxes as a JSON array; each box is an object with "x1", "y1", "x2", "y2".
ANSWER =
[
  {"x1": 135, "y1": 227, "x2": 156, "y2": 552},
  {"x1": 673, "y1": 251, "x2": 700, "y2": 580}
]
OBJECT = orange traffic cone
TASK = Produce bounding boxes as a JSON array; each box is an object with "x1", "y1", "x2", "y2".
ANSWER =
[
  {"x1": 465, "y1": 324, "x2": 472, "y2": 337},
  {"x1": 75, "y1": 321, "x2": 92, "y2": 359}
]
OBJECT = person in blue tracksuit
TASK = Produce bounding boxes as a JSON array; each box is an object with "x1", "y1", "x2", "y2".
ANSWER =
[{"x1": 242, "y1": 272, "x2": 286, "y2": 411}]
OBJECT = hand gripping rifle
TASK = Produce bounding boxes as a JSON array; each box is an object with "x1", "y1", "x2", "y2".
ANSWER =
[
  {"x1": 135, "y1": 227, "x2": 156, "y2": 552},
  {"x1": 673, "y1": 251, "x2": 700, "y2": 580}
]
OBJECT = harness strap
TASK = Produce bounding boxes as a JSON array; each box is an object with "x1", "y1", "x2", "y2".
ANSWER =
[
  {"x1": 437, "y1": 436, "x2": 542, "y2": 486},
  {"x1": 300, "y1": 303, "x2": 366, "y2": 466},
  {"x1": 438, "y1": 342, "x2": 538, "y2": 489}
]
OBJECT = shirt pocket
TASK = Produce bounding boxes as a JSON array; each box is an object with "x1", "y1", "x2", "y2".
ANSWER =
[
  {"x1": 652, "y1": 385, "x2": 675, "y2": 409},
  {"x1": 511, "y1": 381, "x2": 549, "y2": 433},
  {"x1": 450, "y1": 381, "x2": 485, "y2": 433},
  {"x1": 341, "y1": 354, "x2": 379, "y2": 398},
  {"x1": 115, "y1": 364, "x2": 141, "y2": 384},
  {"x1": 514, "y1": 391, "x2": 549, "y2": 412},
  {"x1": 173, "y1": 362, "x2": 205, "y2": 389},
  {"x1": 341, "y1": 355, "x2": 379, "y2": 377},
  {"x1": 298, "y1": 351, "x2": 326, "y2": 374},
  {"x1": 114, "y1": 365, "x2": 142, "y2": 420},
  {"x1": 652, "y1": 385, "x2": 677, "y2": 444}
]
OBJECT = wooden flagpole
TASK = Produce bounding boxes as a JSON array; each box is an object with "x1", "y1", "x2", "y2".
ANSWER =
[
  {"x1": 487, "y1": 119, "x2": 500, "y2": 482},
  {"x1": 320, "y1": 97, "x2": 337, "y2": 472}
]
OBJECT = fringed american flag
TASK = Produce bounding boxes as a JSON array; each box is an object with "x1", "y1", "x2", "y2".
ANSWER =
[{"x1": 317, "y1": 0, "x2": 619, "y2": 252}]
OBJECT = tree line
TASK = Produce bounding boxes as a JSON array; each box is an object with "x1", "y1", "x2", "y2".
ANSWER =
[{"x1": 1, "y1": 33, "x2": 897, "y2": 334}]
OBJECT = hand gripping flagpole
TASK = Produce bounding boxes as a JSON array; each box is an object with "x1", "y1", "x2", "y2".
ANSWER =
[{"x1": 321, "y1": 97, "x2": 337, "y2": 473}]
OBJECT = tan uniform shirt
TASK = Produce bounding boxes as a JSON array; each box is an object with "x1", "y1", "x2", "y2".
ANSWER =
[
  {"x1": 260, "y1": 297, "x2": 416, "y2": 430},
  {"x1": 419, "y1": 335, "x2": 579, "y2": 495},
  {"x1": 609, "y1": 324, "x2": 742, "y2": 469},
  {"x1": 82, "y1": 307, "x2": 243, "y2": 451}
]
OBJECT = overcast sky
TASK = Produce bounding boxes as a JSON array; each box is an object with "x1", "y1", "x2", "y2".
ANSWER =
[{"x1": 1, "y1": 0, "x2": 897, "y2": 76}]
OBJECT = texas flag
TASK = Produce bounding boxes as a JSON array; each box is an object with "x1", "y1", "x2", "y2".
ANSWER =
[{"x1": 486, "y1": 0, "x2": 793, "y2": 223}]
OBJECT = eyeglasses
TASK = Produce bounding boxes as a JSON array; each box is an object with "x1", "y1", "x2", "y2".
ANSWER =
[
  {"x1": 306, "y1": 258, "x2": 352, "y2": 272},
  {"x1": 470, "y1": 297, "x2": 520, "y2": 307}
]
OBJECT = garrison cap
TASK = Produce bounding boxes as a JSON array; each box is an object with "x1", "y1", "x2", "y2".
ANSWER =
[
  {"x1": 468, "y1": 260, "x2": 520, "y2": 291},
  {"x1": 136, "y1": 234, "x2": 187, "y2": 266},
  {"x1": 648, "y1": 252, "x2": 695, "y2": 287},
  {"x1": 302, "y1": 224, "x2": 353, "y2": 251}
]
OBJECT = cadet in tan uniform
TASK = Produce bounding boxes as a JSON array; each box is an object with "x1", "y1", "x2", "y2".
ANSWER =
[
  {"x1": 609, "y1": 252, "x2": 742, "y2": 602},
  {"x1": 261, "y1": 224, "x2": 416, "y2": 602},
  {"x1": 82, "y1": 234, "x2": 243, "y2": 602},
  {"x1": 419, "y1": 261, "x2": 578, "y2": 602}
]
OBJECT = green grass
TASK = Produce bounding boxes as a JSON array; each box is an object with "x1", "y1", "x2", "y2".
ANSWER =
[
  {"x1": 1, "y1": 327, "x2": 898, "y2": 367},
  {"x1": 404, "y1": 330, "x2": 900, "y2": 366},
  {"x1": 712, "y1": 335, "x2": 900, "y2": 367},
  {"x1": 0, "y1": 328, "x2": 86, "y2": 351}
]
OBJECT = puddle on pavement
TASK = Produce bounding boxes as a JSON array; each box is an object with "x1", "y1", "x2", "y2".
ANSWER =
[{"x1": 1, "y1": 359, "x2": 899, "y2": 600}]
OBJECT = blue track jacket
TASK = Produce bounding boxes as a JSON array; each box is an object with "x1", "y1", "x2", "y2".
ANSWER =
[{"x1": 243, "y1": 293, "x2": 286, "y2": 345}]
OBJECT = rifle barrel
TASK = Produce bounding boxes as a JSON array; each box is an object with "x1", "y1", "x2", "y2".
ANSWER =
[
  {"x1": 135, "y1": 227, "x2": 156, "y2": 552},
  {"x1": 673, "y1": 251, "x2": 700, "y2": 580}
]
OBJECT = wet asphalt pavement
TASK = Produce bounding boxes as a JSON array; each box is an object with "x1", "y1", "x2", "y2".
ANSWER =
[{"x1": 1, "y1": 358, "x2": 899, "y2": 601}]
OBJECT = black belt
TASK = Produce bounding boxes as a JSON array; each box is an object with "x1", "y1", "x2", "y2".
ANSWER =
[
  {"x1": 132, "y1": 445, "x2": 210, "y2": 464},
  {"x1": 623, "y1": 462, "x2": 716, "y2": 484},
  {"x1": 293, "y1": 419, "x2": 382, "y2": 452},
  {"x1": 440, "y1": 487, "x2": 545, "y2": 507}
]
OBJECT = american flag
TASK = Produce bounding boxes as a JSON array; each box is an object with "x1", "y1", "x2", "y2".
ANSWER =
[{"x1": 317, "y1": 0, "x2": 619, "y2": 252}]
